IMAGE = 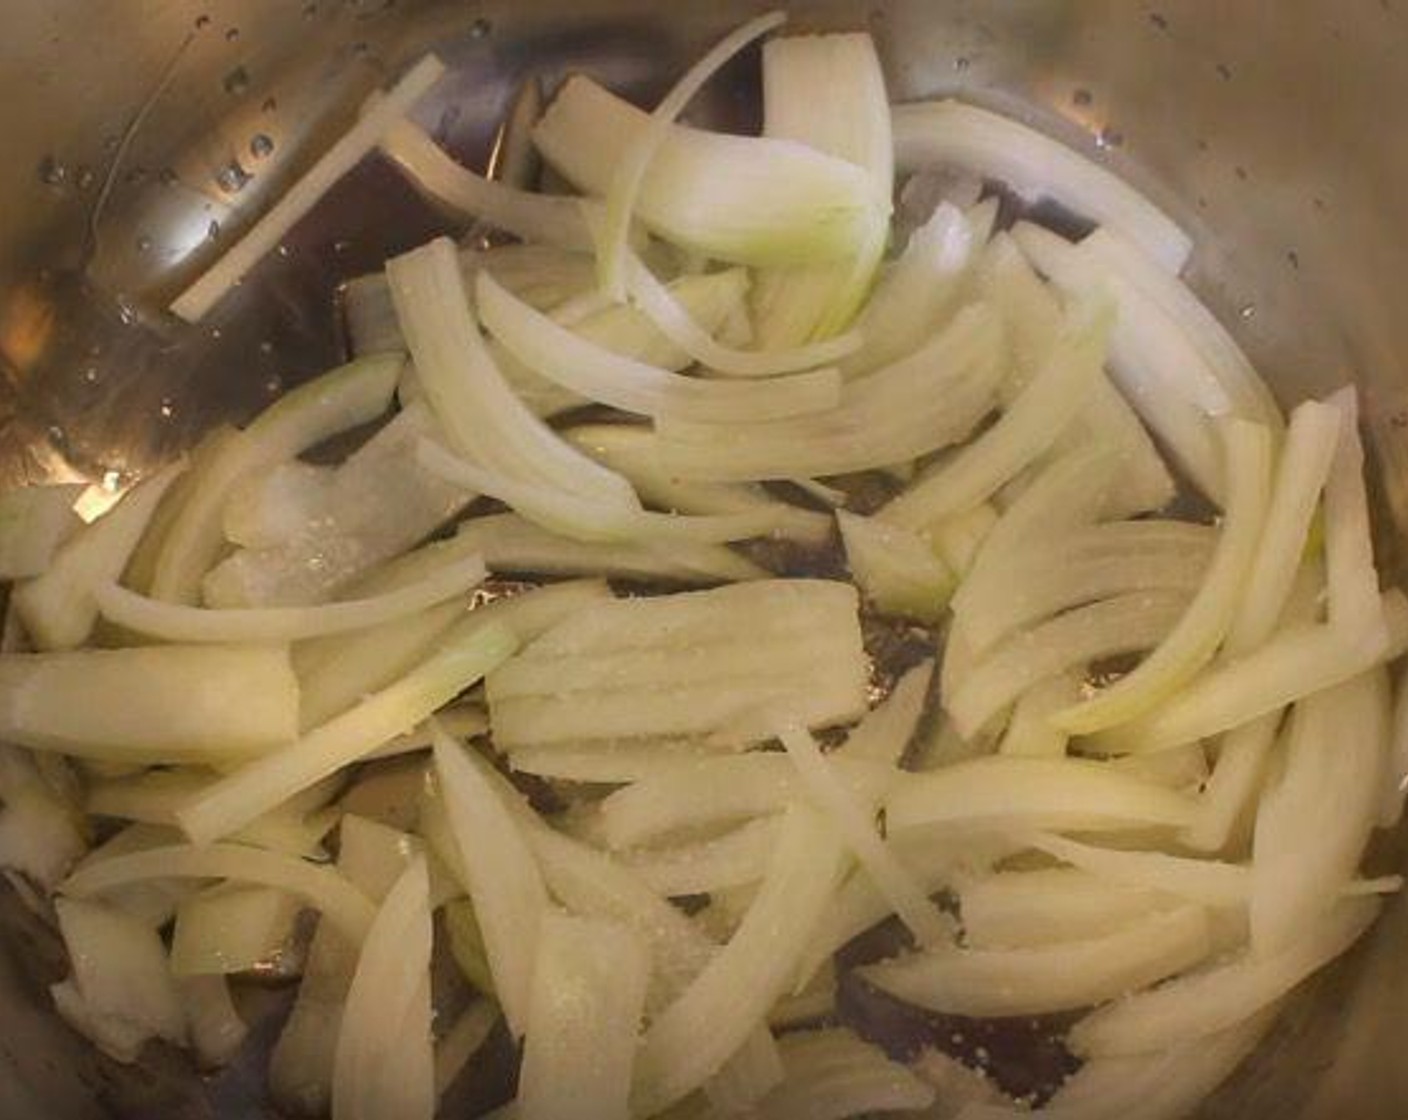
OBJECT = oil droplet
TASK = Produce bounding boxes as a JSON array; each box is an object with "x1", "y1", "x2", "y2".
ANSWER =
[
  {"x1": 82, "y1": 366, "x2": 101, "y2": 385},
  {"x1": 250, "y1": 133, "x2": 275, "y2": 160},
  {"x1": 75, "y1": 166, "x2": 96, "y2": 191},
  {"x1": 207, "y1": 219, "x2": 222, "y2": 241},
  {"x1": 1216, "y1": 62, "x2": 1233, "y2": 80},
  {"x1": 259, "y1": 340, "x2": 275, "y2": 356},
  {"x1": 1234, "y1": 165, "x2": 1248, "y2": 181},
  {"x1": 333, "y1": 238, "x2": 353, "y2": 255},
  {"x1": 1149, "y1": 11, "x2": 1169, "y2": 30},
  {"x1": 265, "y1": 374, "x2": 284, "y2": 395},
  {"x1": 194, "y1": 14, "x2": 211, "y2": 29},
  {"x1": 470, "y1": 17, "x2": 492, "y2": 38},
  {"x1": 38, "y1": 155, "x2": 68, "y2": 189},
  {"x1": 1239, "y1": 304, "x2": 1256, "y2": 320},
  {"x1": 158, "y1": 399, "x2": 175, "y2": 420},
  {"x1": 209, "y1": 326, "x2": 223, "y2": 340},
  {"x1": 1072, "y1": 88, "x2": 1093, "y2": 107},
  {"x1": 223, "y1": 66, "x2": 250, "y2": 96},
  {"x1": 1096, "y1": 126, "x2": 1124, "y2": 149},
  {"x1": 276, "y1": 243, "x2": 292, "y2": 259},
  {"x1": 225, "y1": 27, "x2": 241, "y2": 42},
  {"x1": 216, "y1": 161, "x2": 252, "y2": 193}
]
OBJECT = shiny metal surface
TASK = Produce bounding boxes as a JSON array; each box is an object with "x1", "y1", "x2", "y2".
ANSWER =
[{"x1": 1, "y1": 0, "x2": 1406, "y2": 1115}]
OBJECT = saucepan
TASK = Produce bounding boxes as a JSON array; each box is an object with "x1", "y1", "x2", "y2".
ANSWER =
[{"x1": 0, "y1": 0, "x2": 1406, "y2": 1116}]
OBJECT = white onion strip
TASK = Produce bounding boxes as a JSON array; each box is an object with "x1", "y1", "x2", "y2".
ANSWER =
[
  {"x1": 94, "y1": 555, "x2": 485, "y2": 644},
  {"x1": 61, "y1": 844, "x2": 376, "y2": 943},
  {"x1": 476, "y1": 271, "x2": 841, "y2": 421},
  {"x1": 597, "y1": 11, "x2": 787, "y2": 298},
  {"x1": 171, "y1": 56, "x2": 445, "y2": 321}
]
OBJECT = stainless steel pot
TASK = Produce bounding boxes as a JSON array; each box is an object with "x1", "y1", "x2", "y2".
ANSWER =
[{"x1": 1, "y1": 1, "x2": 1406, "y2": 1116}]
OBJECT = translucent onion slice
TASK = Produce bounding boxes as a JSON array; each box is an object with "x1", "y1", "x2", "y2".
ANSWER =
[
  {"x1": 885, "y1": 756, "x2": 1199, "y2": 835},
  {"x1": 1052, "y1": 419, "x2": 1273, "y2": 735},
  {"x1": 176, "y1": 622, "x2": 516, "y2": 844},
  {"x1": 517, "y1": 914, "x2": 650, "y2": 1120},
  {"x1": 881, "y1": 298, "x2": 1111, "y2": 529},
  {"x1": 859, "y1": 904, "x2": 1211, "y2": 1017},
  {"x1": 623, "y1": 251, "x2": 863, "y2": 378},
  {"x1": 1090, "y1": 589, "x2": 1408, "y2": 753},
  {"x1": 533, "y1": 77, "x2": 883, "y2": 271},
  {"x1": 476, "y1": 270, "x2": 841, "y2": 422},
  {"x1": 170, "y1": 56, "x2": 445, "y2": 321},
  {"x1": 432, "y1": 727, "x2": 549, "y2": 1039},
  {"x1": 331, "y1": 858, "x2": 434, "y2": 1120},
  {"x1": 379, "y1": 117, "x2": 595, "y2": 250},
  {"x1": 892, "y1": 98, "x2": 1191, "y2": 271},
  {"x1": 61, "y1": 844, "x2": 376, "y2": 943},
  {"x1": 150, "y1": 353, "x2": 402, "y2": 604},
  {"x1": 630, "y1": 802, "x2": 847, "y2": 1116},
  {"x1": 14, "y1": 464, "x2": 182, "y2": 650},
  {"x1": 94, "y1": 555, "x2": 485, "y2": 644},
  {"x1": 596, "y1": 10, "x2": 788, "y2": 297},
  {"x1": 1068, "y1": 898, "x2": 1379, "y2": 1058}
]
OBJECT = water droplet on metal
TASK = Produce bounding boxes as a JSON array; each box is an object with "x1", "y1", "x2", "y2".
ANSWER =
[
  {"x1": 262, "y1": 96, "x2": 278, "y2": 113},
  {"x1": 207, "y1": 219, "x2": 222, "y2": 241},
  {"x1": 194, "y1": 14, "x2": 211, "y2": 29},
  {"x1": 116, "y1": 300, "x2": 137, "y2": 326},
  {"x1": 1072, "y1": 88, "x2": 1093, "y2": 107},
  {"x1": 1234, "y1": 165, "x2": 1248, "y2": 181},
  {"x1": 265, "y1": 374, "x2": 284, "y2": 395},
  {"x1": 136, "y1": 235, "x2": 153, "y2": 254},
  {"x1": 38, "y1": 156, "x2": 68, "y2": 189},
  {"x1": 470, "y1": 17, "x2": 492, "y2": 38},
  {"x1": 333, "y1": 238, "x2": 353, "y2": 255},
  {"x1": 47, "y1": 424, "x2": 68, "y2": 448},
  {"x1": 1287, "y1": 249, "x2": 1301, "y2": 270},
  {"x1": 954, "y1": 56, "x2": 970, "y2": 72},
  {"x1": 223, "y1": 66, "x2": 250, "y2": 96},
  {"x1": 159, "y1": 167, "x2": 179, "y2": 187},
  {"x1": 1239, "y1": 304, "x2": 1256, "y2": 320},
  {"x1": 276, "y1": 243, "x2": 292, "y2": 259},
  {"x1": 1096, "y1": 126, "x2": 1124, "y2": 150},
  {"x1": 75, "y1": 166, "x2": 96, "y2": 191},
  {"x1": 216, "y1": 161, "x2": 252, "y2": 193},
  {"x1": 302, "y1": 2, "x2": 318, "y2": 18},
  {"x1": 209, "y1": 326, "x2": 223, "y2": 340},
  {"x1": 1149, "y1": 11, "x2": 1169, "y2": 30},
  {"x1": 1216, "y1": 62, "x2": 1233, "y2": 80},
  {"x1": 225, "y1": 27, "x2": 241, "y2": 42},
  {"x1": 81, "y1": 366, "x2": 101, "y2": 385},
  {"x1": 159, "y1": 399, "x2": 175, "y2": 420},
  {"x1": 250, "y1": 133, "x2": 275, "y2": 160},
  {"x1": 123, "y1": 166, "x2": 148, "y2": 186}
]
